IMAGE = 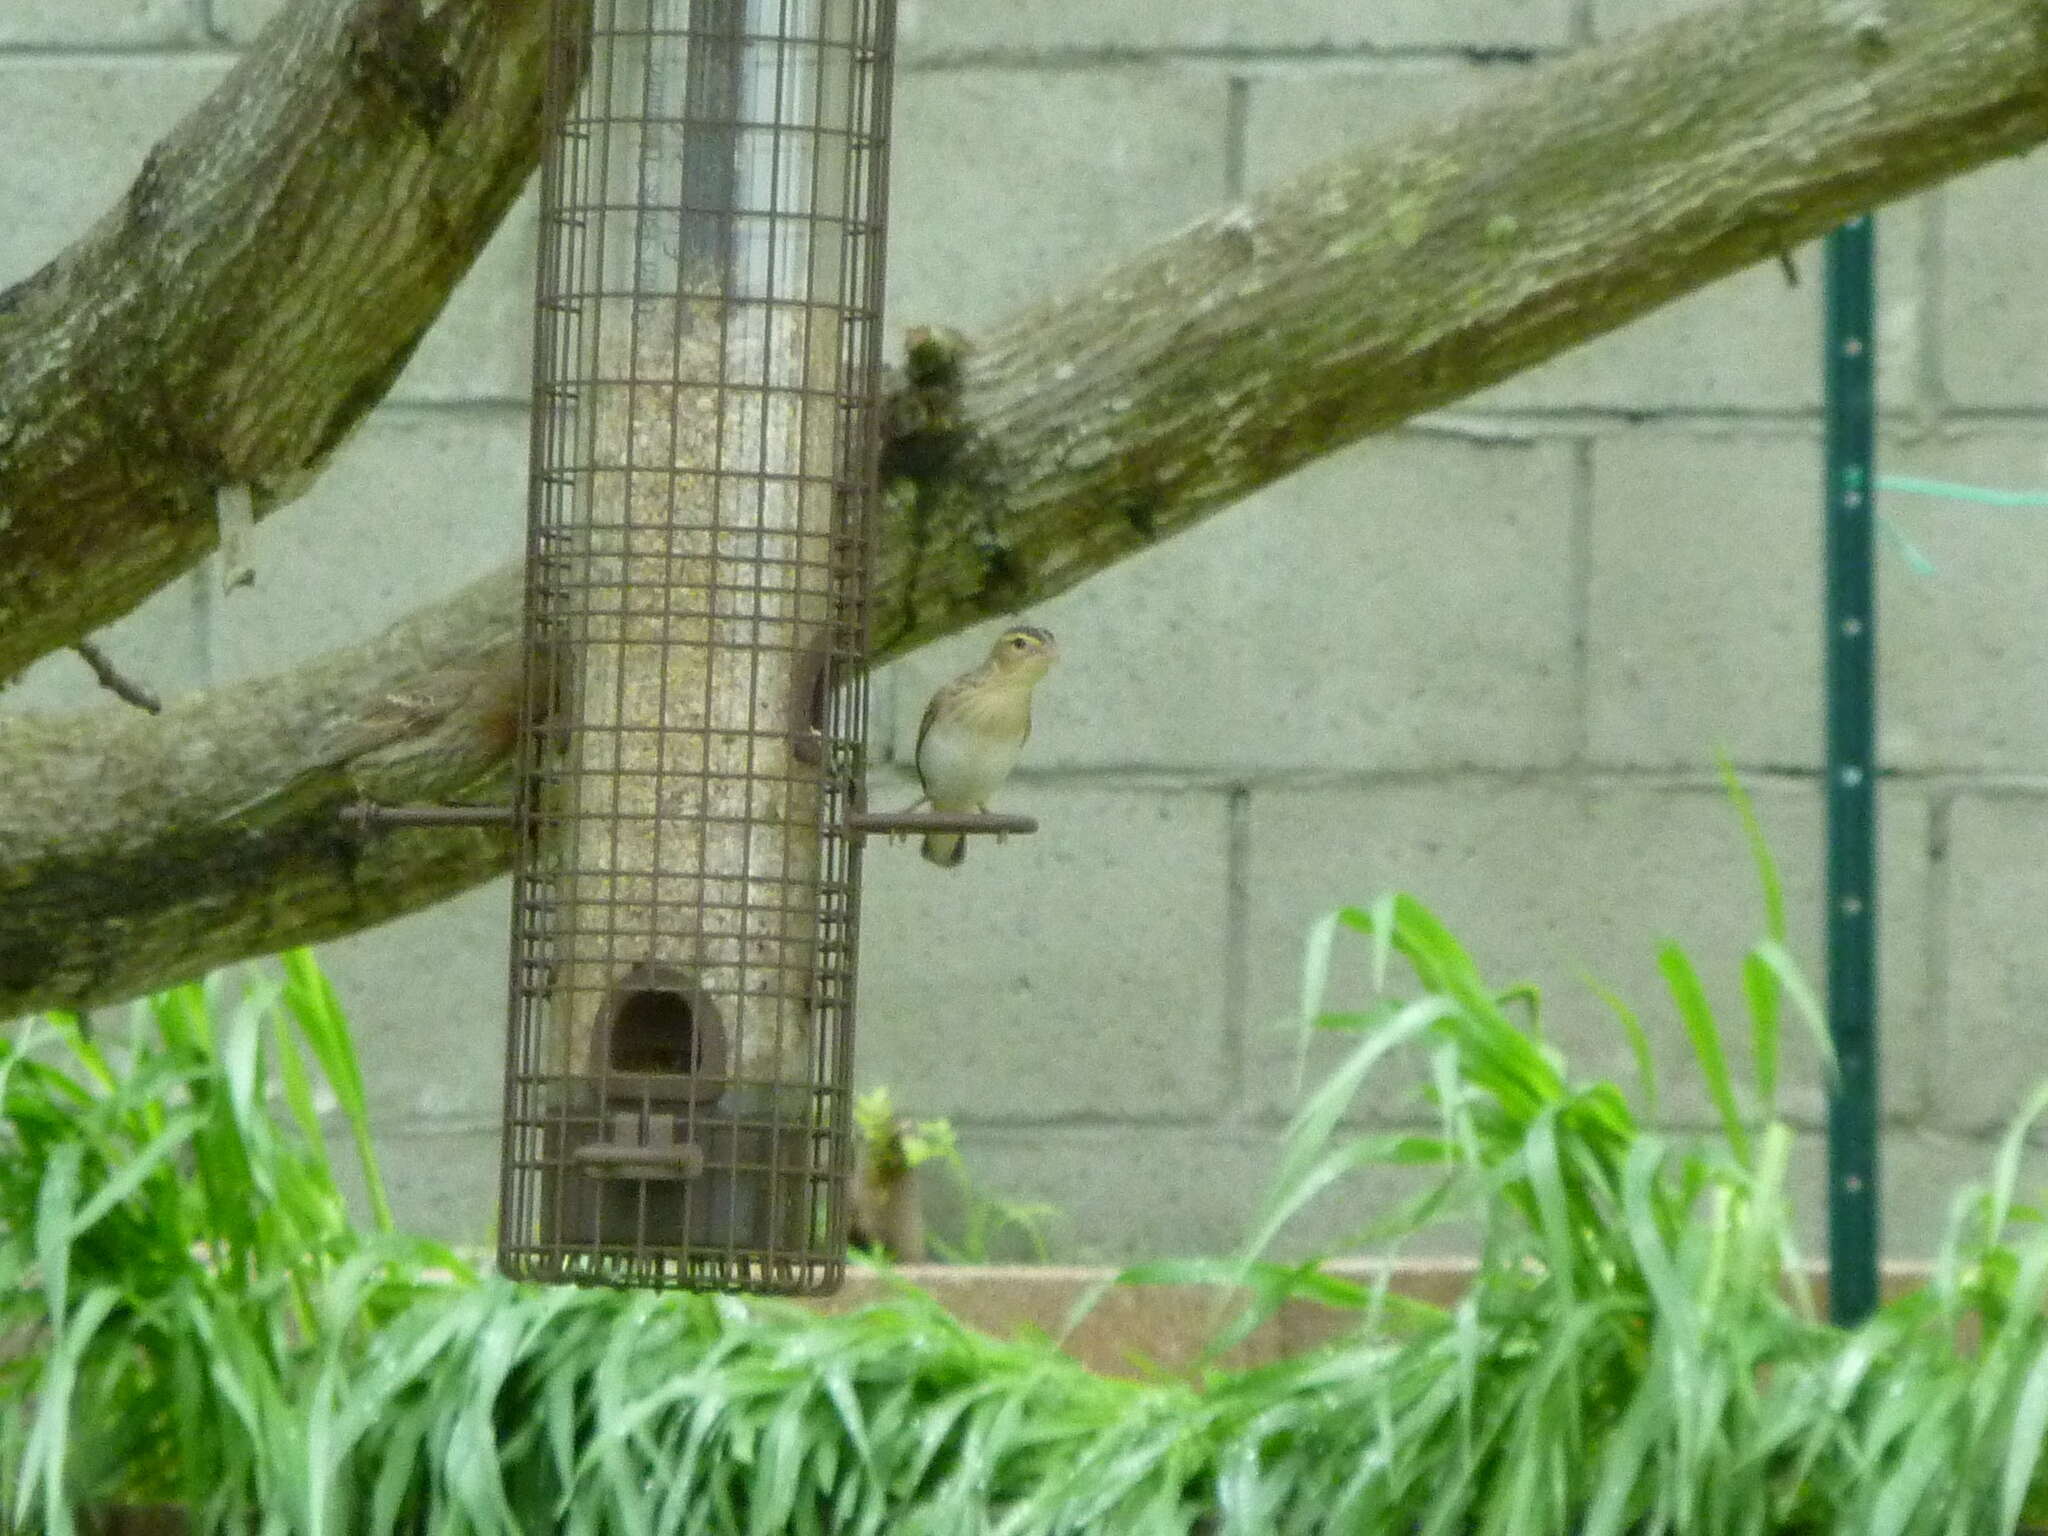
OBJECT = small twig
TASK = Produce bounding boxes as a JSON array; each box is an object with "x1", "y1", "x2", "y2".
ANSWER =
[
  {"x1": 73, "y1": 639, "x2": 163, "y2": 714},
  {"x1": 1778, "y1": 249, "x2": 1801, "y2": 286}
]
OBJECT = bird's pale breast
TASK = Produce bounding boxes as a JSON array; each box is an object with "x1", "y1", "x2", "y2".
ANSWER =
[{"x1": 917, "y1": 693, "x2": 1029, "y2": 806}]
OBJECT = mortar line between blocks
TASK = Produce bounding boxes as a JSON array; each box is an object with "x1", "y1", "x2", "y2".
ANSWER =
[
  {"x1": 1221, "y1": 784, "x2": 1252, "y2": 1121},
  {"x1": 885, "y1": 763, "x2": 2048, "y2": 798},
  {"x1": 0, "y1": 38, "x2": 236, "y2": 62},
  {"x1": 1223, "y1": 76, "x2": 1248, "y2": 201},
  {"x1": 1568, "y1": 434, "x2": 1594, "y2": 767},
  {"x1": 189, "y1": 561, "x2": 218, "y2": 689},
  {"x1": 1918, "y1": 791, "x2": 1953, "y2": 1129},
  {"x1": 900, "y1": 44, "x2": 1574, "y2": 73},
  {"x1": 1915, "y1": 186, "x2": 1950, "y2": 421}
]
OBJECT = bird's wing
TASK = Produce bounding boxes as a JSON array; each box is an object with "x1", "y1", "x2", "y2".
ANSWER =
[{"x1": 912, "y1": 687, "x2": 947, "y2": 790}]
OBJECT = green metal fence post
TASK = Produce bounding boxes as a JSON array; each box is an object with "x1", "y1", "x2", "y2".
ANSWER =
[{"x1": 1822, "y1": 215, "x2": 1880, "y2": 1327}]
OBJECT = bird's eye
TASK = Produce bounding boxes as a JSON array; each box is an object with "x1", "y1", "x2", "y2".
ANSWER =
[{"x1": 1010, "y1": 636, "x2": 1030, "y2": 650}]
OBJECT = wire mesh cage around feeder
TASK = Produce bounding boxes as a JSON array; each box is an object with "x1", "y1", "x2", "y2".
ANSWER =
[{"x1": 498, "y1": 0, "x2": 898, "y2": 1294}]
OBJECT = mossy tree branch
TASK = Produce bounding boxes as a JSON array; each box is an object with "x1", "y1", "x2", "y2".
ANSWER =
[
  {"x1": 7, "y1": 0, "x2": 2048, "y2": 1014},
  {"x1": 0, "y1": 0, "x2": 568, "y2": 685},
  {"x1": 872, "y1": 0, "x2": 2048, "y2": 652}
]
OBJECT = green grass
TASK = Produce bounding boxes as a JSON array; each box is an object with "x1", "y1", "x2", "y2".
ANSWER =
[{"x1": 5, "y1": 779, "x2": 2048, "y2": 1531}]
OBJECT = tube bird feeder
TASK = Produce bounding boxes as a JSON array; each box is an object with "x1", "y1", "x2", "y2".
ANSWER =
[{"x1": 497, "y1": 0, "x2": 898, "y2": 1294}]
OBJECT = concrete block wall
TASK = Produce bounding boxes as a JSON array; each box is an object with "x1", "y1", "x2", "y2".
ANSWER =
[{"x1": 10, "y1": 0, "x2": 2048, "y2": 1264}]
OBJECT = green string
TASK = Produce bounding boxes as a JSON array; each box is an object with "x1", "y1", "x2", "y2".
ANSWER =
[
  {"x1": 1877, "y1": 474, "x2": 2048, "y2": 509},
  {"x1": 1876, "y1": 516, "x2": 1935, "y2": 577},
  {"x1": 1862, "y1": 474, "x2": 2048, "y2": 579}
]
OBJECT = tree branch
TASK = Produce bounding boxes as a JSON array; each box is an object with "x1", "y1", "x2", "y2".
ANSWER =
[
  {"x1": 7, "y1": 0, "x2": 2048, "y2": 1014},
  {"x1": 871, "y1": 0, "x2": 2048, "y2": 652},
  {"x1": 0, "y1": 0, "x2": 566, "y2": 685},
  {"x1": 1, "y1": 571, "x2": 526, "y2": 1013}
]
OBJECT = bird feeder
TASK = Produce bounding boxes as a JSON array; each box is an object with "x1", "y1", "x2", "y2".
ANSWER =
[
  {"x1": 338, "y1": 0, "x2": 1037, "y2": 1293},
  {"x1": 495, "y1": 0, "x2": 899, "y2": 1295}
]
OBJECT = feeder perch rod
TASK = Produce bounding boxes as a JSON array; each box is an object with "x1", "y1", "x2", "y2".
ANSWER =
[{"x1": 343, "y1": 805, "x2": 1034, "y2": 840}]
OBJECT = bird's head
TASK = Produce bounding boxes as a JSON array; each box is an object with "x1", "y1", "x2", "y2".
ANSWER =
[{"x1": 986, "y1": 624, "x2": 1059, "y2": 684}]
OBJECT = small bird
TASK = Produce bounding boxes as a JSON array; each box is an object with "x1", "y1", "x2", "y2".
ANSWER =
[{"x1": 912, "y1": 624, "x2": 1059, "y2": 868}]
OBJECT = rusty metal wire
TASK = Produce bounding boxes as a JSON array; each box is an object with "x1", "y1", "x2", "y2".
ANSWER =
[{"x1": 500, "y1": 0, "x2": 896, "y2": 1294}]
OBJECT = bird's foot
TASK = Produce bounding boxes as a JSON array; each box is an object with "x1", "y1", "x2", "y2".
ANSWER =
[{"x1": 891, "y1": 795, "x2": 932, "y2": 843}]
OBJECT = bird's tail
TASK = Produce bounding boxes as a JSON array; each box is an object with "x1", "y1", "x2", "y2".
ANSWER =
[{"x1": 920, "y1": 831, "x2": 966, "y2": 868}]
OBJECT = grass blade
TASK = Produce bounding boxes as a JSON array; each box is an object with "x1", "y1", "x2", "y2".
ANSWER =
[{"x1": 1658, "y1": 942, "x2": 1750, "y2": 1167}]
